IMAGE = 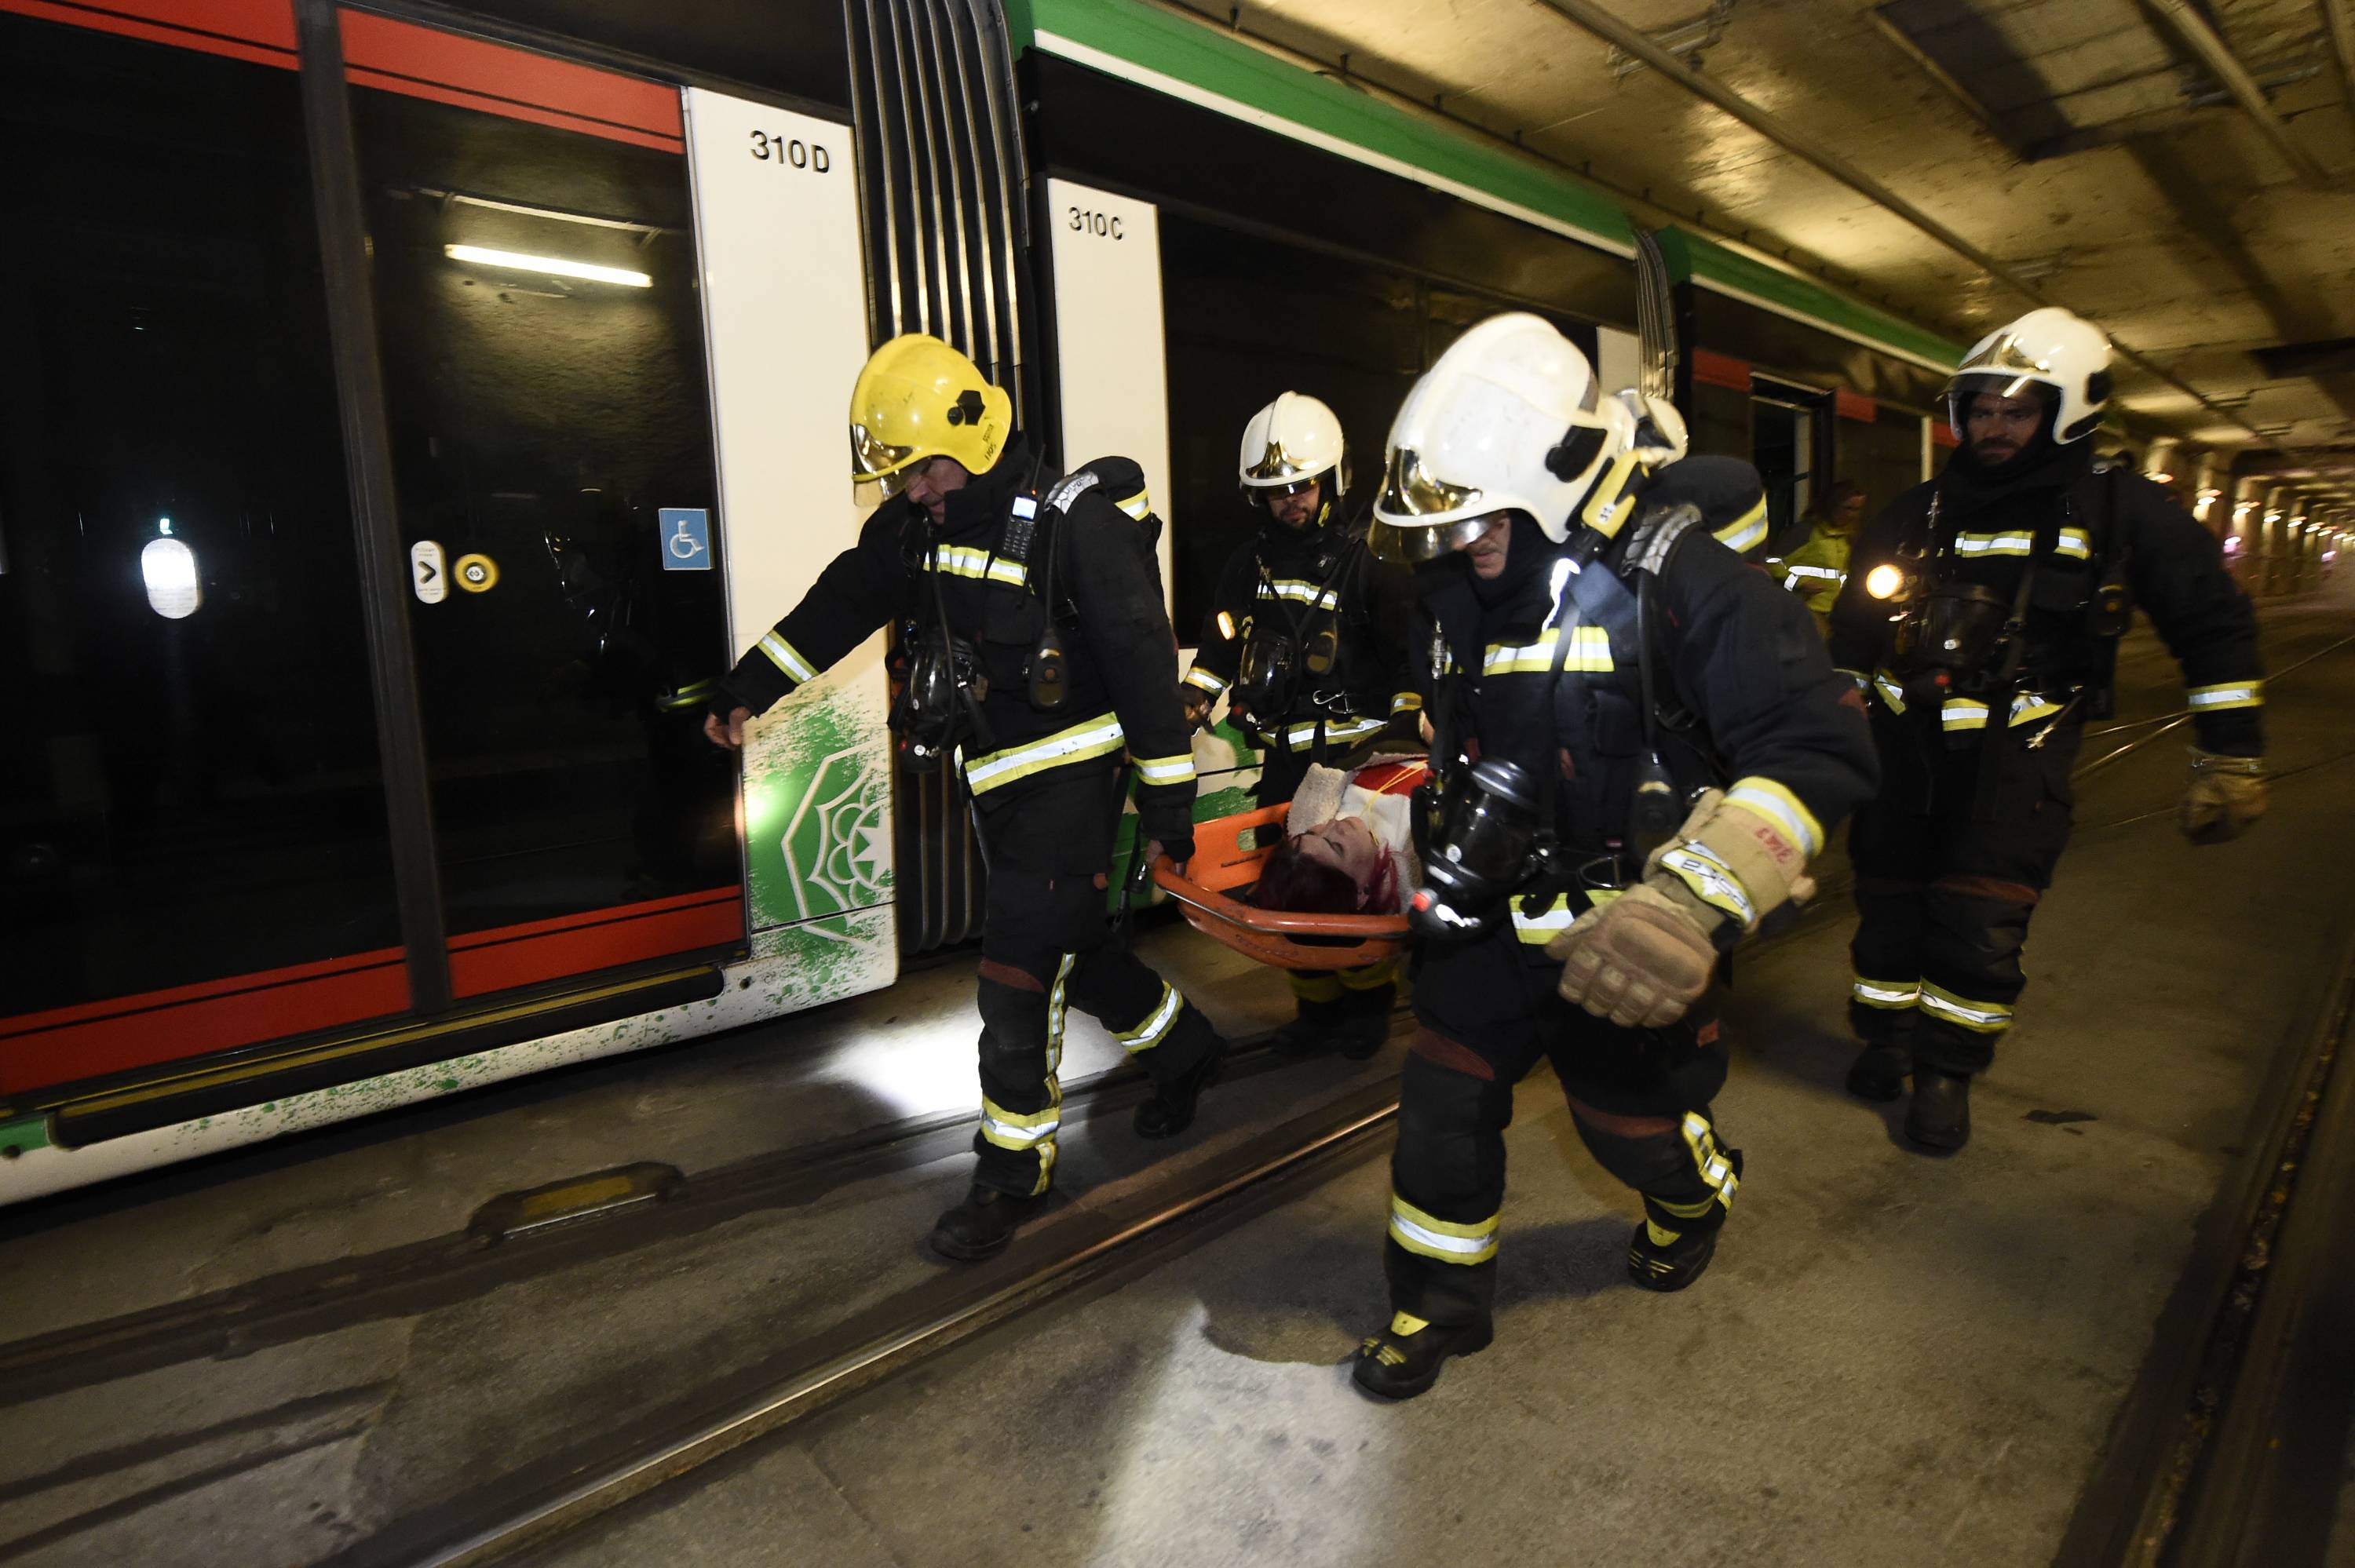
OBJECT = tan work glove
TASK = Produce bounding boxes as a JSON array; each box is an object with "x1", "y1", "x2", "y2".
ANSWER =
[
  {"x1": 1645, "y1": 787, "x2": 1818, "y2": 933},
  {"x1": 1181, "y1": 689, "x2": 1212, "y2": 732},
  {"x1": 1544, "y1": 883, "x2": 1722, "y2": 1029},
  {"x1": 2180, "y1": 749, "x2": 2266, "y2": 845}
]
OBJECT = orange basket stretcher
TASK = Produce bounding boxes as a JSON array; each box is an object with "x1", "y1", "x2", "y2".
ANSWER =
[{"x1": 1152, "y1": 803, "x2": 1414, "y2": 971}]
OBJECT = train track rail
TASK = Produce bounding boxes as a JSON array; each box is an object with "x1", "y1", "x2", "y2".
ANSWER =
[
  {"x1": 321, "y1": 1078, "x2": 1405, "y2": 1568},
  {"x1": 0, "y1": 1026, "x2": 1389, "y2": 1408}
]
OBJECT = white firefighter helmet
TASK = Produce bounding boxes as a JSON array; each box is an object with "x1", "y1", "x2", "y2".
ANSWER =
[
  {"x1": 1614, "y1": 388, "x2": 1689, "y2": 465},
  {"x1": 1948, "y1": 306, "x2": 2113, "y2": 445},
  {"x1": 1371, "y1": 312, "x2": 1634, "y2": 563},
  {"x1": 1238, "y1": 391, "x2": 1349, "y2": 502}
]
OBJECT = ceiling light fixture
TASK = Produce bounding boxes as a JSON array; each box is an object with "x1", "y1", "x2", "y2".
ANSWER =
[{"x1": 444, "y1": 244, "x2": 651, "y2": 288}]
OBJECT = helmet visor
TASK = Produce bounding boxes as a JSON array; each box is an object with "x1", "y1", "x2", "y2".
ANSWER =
[
  {"x1": 1376, "y1": 447, "x2": 1484, "y2": 522},
  {"x1": 1369, "y1": 514, "x2": 1493, "y2": 565},
  {"x1": 1951, "y1": 332, "x2": 2056, "y2": 403},
  {"x1": 850, "y1": 421, "x2": 920, "y2": 487},
  {"x1": 1243, "y1": 436, "x2": 1318, "y2": 483}
]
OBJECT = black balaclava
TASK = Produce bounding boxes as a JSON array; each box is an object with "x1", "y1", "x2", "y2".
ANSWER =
[
  {"x1": 1470, "y1": 512, "x2": 1560, "y2": 611},
  {"x1": 933, "y1": 434, "x2": 1034, "y2": 540}
]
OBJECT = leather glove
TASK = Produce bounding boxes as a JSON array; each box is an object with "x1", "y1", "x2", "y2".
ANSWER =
[
  {"x1": 1181, "y1": 690, "x2": 1212, "y2": 732},
  {"x1": 1543, "y1": 882, "x2": 1722, "y2": 1029},
  {"x1": 2180, "y1": 749, "x2": 2266, "y2": 845}
]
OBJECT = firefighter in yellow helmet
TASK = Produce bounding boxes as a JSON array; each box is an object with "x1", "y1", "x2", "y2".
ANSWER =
[{"x1": 706, "y1": 334, "x2": 1225, "y2": 1260}]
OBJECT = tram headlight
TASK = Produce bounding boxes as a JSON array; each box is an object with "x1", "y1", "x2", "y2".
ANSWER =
[{"x1": 1864, "y1": 563, "x2": 1907, "y2": 600}]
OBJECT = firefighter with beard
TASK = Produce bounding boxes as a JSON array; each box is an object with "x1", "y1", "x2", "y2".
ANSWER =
[
  {"x1": 1829, "y1": 308, "x2": 2266, "y2": 1150},
  {"x1": 1180, "y1": 392, "x2": 1422, "y2": 1058},
  {"x1": 1351, "y1": 315, "x2": 1878, "y2": 1398},
  {"x1": 706, "y1": 334, "x2": 1225, "y2": 1260}
]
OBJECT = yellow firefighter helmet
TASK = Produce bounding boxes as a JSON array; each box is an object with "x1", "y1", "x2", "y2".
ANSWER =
[{"x1": 847, "y1": 334, "x2": 1013, "y2": 492}]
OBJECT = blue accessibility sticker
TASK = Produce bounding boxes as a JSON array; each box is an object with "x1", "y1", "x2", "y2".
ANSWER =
[{"x1": 659, "y1": 508, "x2": 711, "y2": 571}]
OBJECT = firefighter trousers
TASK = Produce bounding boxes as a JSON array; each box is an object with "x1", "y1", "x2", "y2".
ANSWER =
[
  {"x1": 1847, "y1": 709, "x2": 2080, "y2": 1078},
  {"x1": 1386, "y1": 915, "x2": 1739, "y2": 1328},
  {"x1": 969, "y1": 763, "x2": 1220, "y2": 1196}
]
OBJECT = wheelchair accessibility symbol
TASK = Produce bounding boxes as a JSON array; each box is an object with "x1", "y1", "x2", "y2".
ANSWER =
[{"x1": 659, "y1": 508, "x2": 711, "y2": 571}]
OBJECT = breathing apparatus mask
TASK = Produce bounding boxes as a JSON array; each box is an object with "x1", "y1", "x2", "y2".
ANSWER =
[
  {"x1": 1408, "y1": 757, "x2": 1545, "y2": 939},
  {"x1": 889, "y1": 622, "x2": 991, "y2": 768}
]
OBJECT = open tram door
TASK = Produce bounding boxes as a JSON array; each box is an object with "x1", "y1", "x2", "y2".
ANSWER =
[{"x1": 0, "y1": 0, "x2": 891, "y2": 1193}]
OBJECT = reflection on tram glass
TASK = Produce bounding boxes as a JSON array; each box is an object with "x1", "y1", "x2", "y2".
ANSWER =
[
  {"x1": 138, "y1": 534, "x2": 201, "y2": 619},
  {"x1": 443, "y1": 243, "x2": 652, "y2": 289}
]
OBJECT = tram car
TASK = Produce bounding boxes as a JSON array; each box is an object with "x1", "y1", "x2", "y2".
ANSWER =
[{"x1": 0, "y1": 0, "x2": 1966, "y2": 1202}]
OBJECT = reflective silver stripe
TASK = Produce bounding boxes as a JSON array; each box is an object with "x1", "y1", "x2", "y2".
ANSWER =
[
  {"x1": 1390, "y1": 691, "x2": 1422, "y2": 715},
  {"x1": 1115, "y1": 489, "x2": 1152, "y2": 520},
  {"x1": 1874, "y1": 672, "x2": 1907, "y2": 713},
  {"x1": 2187, "y1": 682, "x2": 2262, "y2": 709},
  {"x1": 1919, "y1": 983, "x2": 2012, "y2": 1032},
  {"x1": 2010, "y1": 691, "x2": 2064, "y2": 726},
  {"x1": 1116, "y1": 985, "x2": 1183, "y2": 1052},
  {"x1": 1954, "y1": 531, "x2": 2036, "y2": 556},
  {"x1": 1389, "y1": 1214, "x2": 1493, "y2": 1257},
  {"x1": 1183, "y1": 666, "x2": 1229, "y2": 695},
  {"x1": 1134, "y1": 753, "x2": 1195, "y2": 786},
  {"x1": 978, "y1": 1100, "x2": 1059, "y2": 1148},
  {"x1": 1681, "y1": 1112, "x2": 1740, "y2": 1202},
  {"x1": 1725, "y1": 777, "x2": 1824, "y2": 858},
  {"x1": 964, "y1": 714, "x2": 1126, "y2": 793},
  {"x1": 1941, "y1": 699, "x2": 1991, "y2": 731},
  {"x1": 1786, "y1": 564, "x2": 1846, "y2": 581},
  {"x1": 2055, "y1": 528, "x2": 2091, "y2": 560},
  {"x1": 1510, "y1": 894, "x2": 1577, "y2": 944},
  {"x1": 1851, "y1": 978, "x2": 1919, "y2": 1008},
  {"x1": 1715, "y1": 509, "x2": 1769, "y2": 555},
  {"x1": 1484, "y1": 625, "x2": 1612, "y2": 675},
  {"x1": 758, "y1": 632, "x2": 816, "y2": 684},
  {"x1": 1265, "y1": 715, "x2": 1386, "y2": 749},
  {"x1": 1260, "y1": 578, "x2": 1338, "y2": 610},
  {"x1": 932, "y1": 545, "x2": 1027, "y2": 587},
  {"x1": 1658, "y1": 842, "x2": 1758, "y2": 928}
]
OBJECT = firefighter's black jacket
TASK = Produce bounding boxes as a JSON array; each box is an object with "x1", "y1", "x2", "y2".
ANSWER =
[
  {"x1": 1183, "y1": 506, "x2": 1422, "y2": 756},
  {"x1": 1827, "y1": 442, "x2": 2265, "y2": 756},
  {"x1": 1423, "y1": 458, "x2": 1879, "y2": 895},
  {"x1": 714, "y1": 439, "x2": 1199, "y2": 841}
]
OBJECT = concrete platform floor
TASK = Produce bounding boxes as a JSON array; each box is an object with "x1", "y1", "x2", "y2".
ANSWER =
[{"x1": 2, "y1": 582, "x2": 2350, "y2": 1567}]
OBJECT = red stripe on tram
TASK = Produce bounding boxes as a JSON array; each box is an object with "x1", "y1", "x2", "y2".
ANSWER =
[
  {"x1": 339, "y1": 9, "x2": 683, "y2": 151},
  {"x1": 0, "y1": 0, "x2": 298, "y2": 67}
]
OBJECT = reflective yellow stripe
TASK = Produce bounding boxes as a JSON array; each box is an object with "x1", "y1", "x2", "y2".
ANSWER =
[
  {"x1": 1483, "y1": 625, "x2": 1612, "y2": 675},
  {"x1": 1941, "y1": 699, "x2": 1990, "y2": 731},
  {"x1": 757, "y1": 631, "x2": 816, "y2": 684},
  {"x1": 2055, "y1": 527, "x2": 2091, "y2": 560},
  {"x1": 1259, "y1": 578, "x2": 1339, "y2": 611},
  {"x1": 1940, "y1": 692, "x2": 2065, "y2": 731},
  {"x1": 1115, "y1": 488, "x2": 1151, "y2": 520},
  {"x1": 930, "y1": 545, "x2": 1028, "y2": 588},
  {"x1": 1114, "y1": 983, "x2": 1184, "y2": 1052},
  {"x1": 1388, "y1": 1193, "x2": 1500, "y2": 1264},
  {"x1": 1133, "y1": 752, "x2": 1195, "y2": 786},
  {"x1": 964, "y1": 714, "x2": 1126, "y2": 793},
  {"x1": 1681, "y1": 1112, "x2": 1740, "y2": 1208},
  {"x1": 1714, "y1": 498, "x2": 1768, "y2": 555},
  {"x1": 1851, "y1": 976, "x2": 1920, "y2": 1009},
  {"x1": 1510, "y1": 892, "x2": 1576, "y2": 945},
  {"x1": 1725, "y1": 775, "x2": 1824, "y2": 859},
  {"x1": 1338, "y1": 960, "x2": 1398, "y2": 990},
  {"x1": 1874, "y1": 670, "x2": 1908, "y2": 713},
  {"x1": 2009, "y1": 691, "x2": 2065, "y2": 726},
  {"x1": 1390, "y1": 691, "x2": 1422, "y2": 716},
  {"x1": 1261, "y1": 715, "x2": 1387, "y2": 749},
  {"x1": 1288, "y1": 970, "x2": 1344, "y2": 1004},
  {"x1": 1183, "y1": 665, "x2": 1229, "y2": 695},
  {"x1": 2187, "y1": 680, "x2": 2263, "y2": 711},
  {"x1": 1953, "y1": 531, "x2": 2036, "y2": 557},
  {"x1": 978, "y1": 1096, "x2": 1060, "y2": 1149},
  {"x1": 1659, "y1": 842, "x2": 1757, "y2": 928},
  {"x1": 1919, "y1": 980, "x2": 2012, "y2": 1034},
  {"x1": 1837, "y1": 668, "x2": 1870, "y2": 691},
  {"x1": 1653, "y1": 1193, "x2": 1718, "y2": 1220}
]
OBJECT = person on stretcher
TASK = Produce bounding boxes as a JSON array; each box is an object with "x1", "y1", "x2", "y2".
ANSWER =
[{"x1": 1250, "y1": 757, "x2": 1427, "y2": 916}]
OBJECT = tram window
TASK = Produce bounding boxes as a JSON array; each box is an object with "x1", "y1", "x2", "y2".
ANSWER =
[
  {"x1": 347, "y1": 64, "x2": 737, "y2": 957},
  {"x1": 1159, "y1": 214, "x2": 1422, "y2": 635},
  {"x1": 1837, "y1": 407, "x2": 1930, "y2": 525},
  {"x1": 1689, "y1": 381, "x2": 1754, "y2": 461},
  {"x1": 0, "y1": 13, "x2": 402, "y2": 1025}
]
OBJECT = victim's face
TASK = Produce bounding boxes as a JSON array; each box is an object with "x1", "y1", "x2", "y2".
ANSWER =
[{"x1": 1294, "y1": 814, "x2": 1379, "y2": 890}]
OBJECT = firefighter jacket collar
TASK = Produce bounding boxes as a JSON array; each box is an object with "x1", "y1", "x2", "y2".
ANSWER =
[
  {"x1": 1939, "y1": 424, "x2": 2088, "y2": 509},
  {"x1": 929, "y1": 436, "x2": 1039, "y2": 545}
]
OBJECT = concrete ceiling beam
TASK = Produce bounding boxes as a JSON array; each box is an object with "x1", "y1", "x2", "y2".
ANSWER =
[
  {"x1": 2139, "y1": 0, "x2": 2335, "y2": 185},
  {"x1": 2324, "y1": 0, "x2": 2355, "y2": 117},
  {"x1": 1524, "y1": 0, "x2": 2273, "y2": 447}
]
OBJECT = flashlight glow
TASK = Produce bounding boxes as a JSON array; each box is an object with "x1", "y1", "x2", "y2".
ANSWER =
[
  {"x1": 1864, "y1": 563, "x2": 1906, "y2": 600},
  {"x1": 1215, "y1": 611, "x2": 1236, "y2": 641}
]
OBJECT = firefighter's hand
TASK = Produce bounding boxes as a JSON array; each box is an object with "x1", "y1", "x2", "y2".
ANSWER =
[
  {"x1": 1543, "y1": 884, "x2": 1719, "y2": 1029},
  {"x1": 2180, "y1": 749, "x2": 2266, "y2": 844},
  {"x1": 1181, "y1": 691, "x2": 1212, "y2": 732},
  {"x1": 1145, "y1": 837, "x2": 1192, "y2": 876},
  {"x1": 703, "y1": 706, "x2": 750, "y2": 750}
]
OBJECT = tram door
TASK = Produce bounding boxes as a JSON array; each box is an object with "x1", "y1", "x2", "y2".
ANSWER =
[{"x1": 340, "y1": 13, "x2": 744, "y2": 998}]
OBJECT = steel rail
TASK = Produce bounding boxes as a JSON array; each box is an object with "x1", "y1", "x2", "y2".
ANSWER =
[
  {"x1": 2074, "y1": 629, "x2": 2355, "y2": 780},
  {"x1": 394, "y1": 1093, "x2": 1403, "y2": 1567}
]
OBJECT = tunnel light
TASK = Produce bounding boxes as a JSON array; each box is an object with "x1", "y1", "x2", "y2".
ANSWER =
[
  {"x1": 2223, "y1": 534, "x2": 2244, "y2": 555},
  {"x1": 444, "y1": 244, "x2": 651, "y2": 288},
  {"x1": 141, "y1": 535, "x2": 201, "y2": 619},
  {"x1": 2150, "y1": 472, "x2": 2173, "y2": 484},
  {"x1": 1864, "y1": 563, "x2": 1906, "y2": 600}
]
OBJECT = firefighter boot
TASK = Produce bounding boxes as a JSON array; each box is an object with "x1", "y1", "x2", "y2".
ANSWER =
[
  {"x1": 1352, "y1": 1310, "x2": 1492, "y2": 1400},
  {"x1": 1846, "y1": 1039, "x2": 1912, "y2": 1102},
  {"x1": 928, "y1": 1182, "x2": 1041, "y2": 1262},
  {"x1": 1272, "y1": 993, "x2": 1349, "y2": 1058},
  {"x1": 1333, "y1": 979, "x2": 1397, "y2": 1060},
  {"x1": 1627, "y1": 1216, "x2": 1719, "y2": 1293},
  {"x1": 1134, "y1": 1034, "x2": 1226, "y2": 1140},
  {"x1": 1904, "y1": 1068, "x2": 1972, "y2": 1151}
]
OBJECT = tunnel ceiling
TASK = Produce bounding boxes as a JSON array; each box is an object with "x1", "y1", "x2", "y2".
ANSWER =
[{"x1": 1162, "y1": 0, "x2": 2355, "y2": 482}]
